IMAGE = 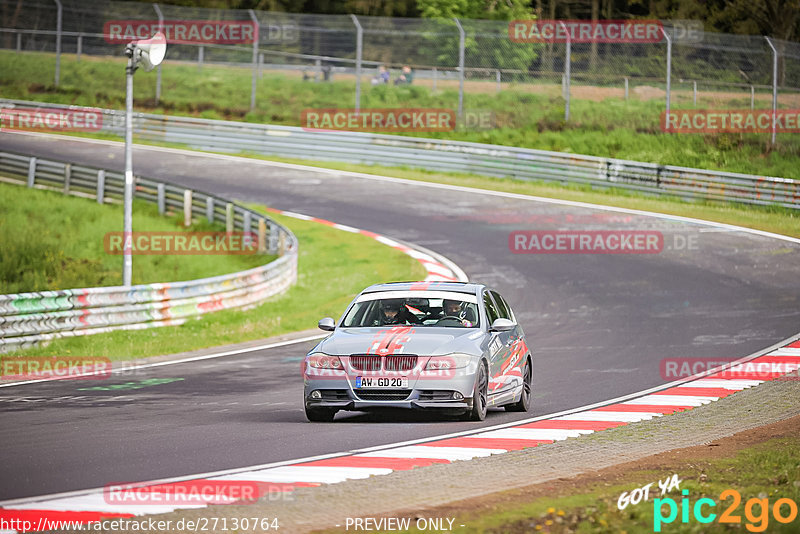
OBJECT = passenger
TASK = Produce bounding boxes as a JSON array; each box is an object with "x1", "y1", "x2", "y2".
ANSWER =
[{"x1": 377, "y1": 299, "x2": 420, "y2": 325}]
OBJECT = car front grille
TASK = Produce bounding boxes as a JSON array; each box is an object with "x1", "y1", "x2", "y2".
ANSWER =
[
  {"x1": 349, "y1": 354, "x2": 418, "y2": 371},
  {"x1": 355, "y1": 390, "x2": 412, "y2": 401},
  {"x1": 349, "y1": 355, "x2": 382, "y2": 371},
  {"x1": 384, "y1": 355, "x2": 417, "y2": 372}
]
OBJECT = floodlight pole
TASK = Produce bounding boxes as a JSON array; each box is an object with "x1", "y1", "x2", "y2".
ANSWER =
[{"x1": 123, "y1": 44, "x2": 136, "y2": 287}]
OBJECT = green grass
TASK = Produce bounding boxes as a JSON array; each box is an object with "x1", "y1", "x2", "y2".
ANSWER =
[
  {"x1": 0, "y1": 181, "x2": 270, "y2": 293},
  {"x1": 2, "y1": 50, "x2": 799, "y2": 180},
  {"x1": 333, "y1": 436, "x2": 800, "y2": 533},
  {"x1": 5, "y1": 207, "x2": 427, "y2": 360}
]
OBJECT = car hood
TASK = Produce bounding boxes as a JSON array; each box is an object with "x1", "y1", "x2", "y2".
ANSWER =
[{"x1": 315, "y1": 326, "x2": 483, "y2": 357}]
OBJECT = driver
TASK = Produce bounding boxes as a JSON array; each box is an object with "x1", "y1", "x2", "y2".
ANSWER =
[
  {"x1": 441, "y1": 299, "x2": 474, "y2": 327},
  {"x1": 377, "y1": 298, "x2": 421, "y2": 326}
]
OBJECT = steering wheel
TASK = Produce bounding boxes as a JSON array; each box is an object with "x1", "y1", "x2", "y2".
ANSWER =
[{"x1": 435, "y1": 316, "x2": 463, "y2": 326}]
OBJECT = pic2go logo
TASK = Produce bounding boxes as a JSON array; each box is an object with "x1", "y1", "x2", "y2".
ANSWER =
[{"x1": 653, "y1": 489, "x2": 798, "y2": 532}]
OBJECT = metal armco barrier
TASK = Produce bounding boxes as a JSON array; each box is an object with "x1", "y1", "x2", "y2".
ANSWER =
[
  {"x1": 0, "y1": 150, "x2": 298, "y2": 353},
  {"x1": 1, "y1": 99, "x2": 796, "y2": 209}
]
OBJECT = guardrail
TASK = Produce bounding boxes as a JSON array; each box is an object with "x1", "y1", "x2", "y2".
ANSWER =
[
  {"x1": 0, "y1": 150, "x2": 298, "y2": 353},
  {"x1": 1, "y1": 98, "x2": 797, "y2": 209}
]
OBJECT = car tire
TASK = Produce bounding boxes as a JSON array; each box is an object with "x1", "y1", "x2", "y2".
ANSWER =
[
  {"x1": 305, "y1": 406, "x2": 337, "y2": 422},
  {"x1": 505, "y1": 358, "x2": 532, "y2": 412},
  {"x1": 462, "y1": 362, "x2": 488, "y2": 421}
]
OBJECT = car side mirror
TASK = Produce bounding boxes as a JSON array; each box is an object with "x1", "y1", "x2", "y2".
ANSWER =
[
  {"x1": 489, "y1": 318, "x2": 515, "y2": 332},
  {"x1": 318, "y1": 317, "x2": 336, "y2": 331}
]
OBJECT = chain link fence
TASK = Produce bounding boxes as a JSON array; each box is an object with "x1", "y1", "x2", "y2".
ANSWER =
[{"x1": 1, "y1": 0, "x2": 799, "y2": 143}]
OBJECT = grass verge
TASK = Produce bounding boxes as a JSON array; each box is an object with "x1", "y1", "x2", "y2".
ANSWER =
[
  {"x1": 0, "y1": 181, "x2": 270, "y2": 293},
  {"x1": 2, "y1": 50, "x2": 799, "y2": 179},
  {"x1": 5, "y1": 207, "x2": 427, "y2": 361}
]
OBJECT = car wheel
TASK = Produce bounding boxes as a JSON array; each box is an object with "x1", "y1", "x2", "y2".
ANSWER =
[
  {"x1": 505, "y1": 358, "x2": 532, "y2": 412},
  {"x1": 305, "y1": 406, "x2": 337, "y2": 422},
  {"x1": 463, "y1": 362, "x2": 488, "y2": 421}
]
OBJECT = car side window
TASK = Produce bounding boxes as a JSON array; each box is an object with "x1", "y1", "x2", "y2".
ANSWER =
[
  {"x1": 483, "y1": 292, "x2": 500, "y2": 326},
  {"x1": 490, "y1": 291, "x2": 514, "y2": 322}
]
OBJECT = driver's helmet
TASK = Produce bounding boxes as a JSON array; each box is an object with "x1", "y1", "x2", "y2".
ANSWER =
[
  {"x1": 443, "y1": 299, "x2": 464, "y2": 316},
  {"x1": 381, "y1": 298, "x2": 404, "y2": 314}
]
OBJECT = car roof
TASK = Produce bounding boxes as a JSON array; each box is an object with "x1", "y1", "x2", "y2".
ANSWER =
[{"x1": 361, "y1": 281, "x2": 484, "y2": 296}]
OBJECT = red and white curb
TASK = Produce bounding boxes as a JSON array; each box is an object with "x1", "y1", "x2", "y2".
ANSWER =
[
  {"x1": 2, "y1": 338, "x2": 798, "y2": 531},
  {"x1": 265, "y1": 209, "x2": 468, "y2": 283}
]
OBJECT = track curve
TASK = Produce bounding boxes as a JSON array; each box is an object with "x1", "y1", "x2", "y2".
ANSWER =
[{"x1": 1, "y1": 132, "x2": 799, "y2": 500}]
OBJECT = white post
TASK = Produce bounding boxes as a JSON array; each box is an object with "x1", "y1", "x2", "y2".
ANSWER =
[
  {"x1": 248, "y1": 9, "x2": 259, "y2": 111},
  {"x1": 662, "y1": 26, "x2": 672, "y2": 119},
  {"x1": 692, "y1": 81, "x2": 697, "y2": 107},
  {"x1": 351, "y1": 14, "x2": 362, "y2": 113},
  {"x1": 123, "y1": 48, "x2": 135, "y2": 287},
  {"x1": 153, "y1": 4, "x2": 164, "y2": 103},
  {"x1": 765, "y1": 37, "x2": 778, "y2": 146},
  {"x1": 454, "y1": 18, "x2": 465, "y2": 119},
  {"x1": 53, "y1": 0, "x2": 62, "y2": 86},
  {"x1": 624, "y1": 77, "x2": 629, "y2": 101},
  {"x1": 560, "y1": 21, "x2": 570, "y2": 122}
]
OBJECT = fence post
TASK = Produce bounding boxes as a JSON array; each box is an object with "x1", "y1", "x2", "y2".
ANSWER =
[
  {"x1": 198, "y1": 45, "x2": 204, "y2": 71},
  {"x1": 53, "y1": 0, "x2": 62, "y2": 86},
  {"x1": 496, "y1": 70, "x2": 501, "y2": 93},
  {"x1": 16, "y1": 32, "x2": 21, "y2": 53},
  {"x1": 243, "y1": 211, "x2": 252, "y2": 249},
  {"x1": 183, "y1": 190, "x2": 192, "y2": 227},
  {"x1": 350, "y1": 14, "x2": 363, "y2": 113},
  {"x1": 96, "y1": 169, "x2": 105, "y2": 204},
  {"x1": 258, "y1": 218, "x2": 267, "y2": 253},
  {"x1": 226, "y1": 203, "x2": 234, "y2": 233},
  {"x1": 157, "y1": 183, "x2": 165, "y2": 214},
  {"x1": 248, "y1": 9, "x2": 259, "y2": 111},
  {"x1": 765, "y1": 37, "x2": 778, "y2": 146},
  {"x1": 624, "y1": 77, "x2": 629, "y2": 101},
  {"x1": 269, "y1": 222, "x2": 278, "y2": 254},
  {"x1": 559, "y1": 21, "x2": 570, "y2": 122},
  {"x1": 432, "y1": 67, "x2": 437, "y2": 91},
  {"x1": 153, "y1": 3, "x2": 164, "y2": 103},
  {"x1": 206, "y1": 197, "x2": 214, "y2": 223},
  {"x1": 692, "y1": 81, "x2": 697, "y2": 107},
  {"x1": 76, "y1": 34, "x2": 82, "y2": 62},
  {"x1": 63, "y1": 163, "x2": 71, "y2": 194},
  {"x1": 27, "y1": 157, "x2": 36, "y2": 188},
  {"x1": 454, "y1": 18, "x2": 465, "y2": 119},
  {"x1": 750, "y1": 85, "x2": 755, "y2": 110},
  {"x1": 662, "y1": 26, "x2": 672, "y2": 119}
]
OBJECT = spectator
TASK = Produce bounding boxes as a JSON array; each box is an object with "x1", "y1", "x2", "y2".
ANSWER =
[
  {"x1": 394, "y1": 65, "x2": 413, "y2": 85},
  {"x1": 371, "y1": 65, "x2": 390, "y2": 85}
]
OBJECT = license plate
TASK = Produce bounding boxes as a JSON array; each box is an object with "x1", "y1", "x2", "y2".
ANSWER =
[{"x1": 355, "y1": 376, "x2": 408, "y2": 389}]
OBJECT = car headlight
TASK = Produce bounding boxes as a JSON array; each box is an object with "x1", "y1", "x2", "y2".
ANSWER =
[
  {"x1": 306, "y1": 353, "x2": 343, "y2": 370},
  {"x1": 425, "y1": 353, "x2": 473, "y2": 370}
]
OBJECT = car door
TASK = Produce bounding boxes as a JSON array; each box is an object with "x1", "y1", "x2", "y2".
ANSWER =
[
  {"x1": 491, "y1": 290, "x2": 526, "y2": 392},
  {"x1": 484, "y1": 290, "x2": 513, "y2": 396}
]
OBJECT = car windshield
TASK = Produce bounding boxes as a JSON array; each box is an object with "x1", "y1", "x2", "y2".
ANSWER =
[{"x1": 342, "y1": 294, "x2": 480, "y2": 328}]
